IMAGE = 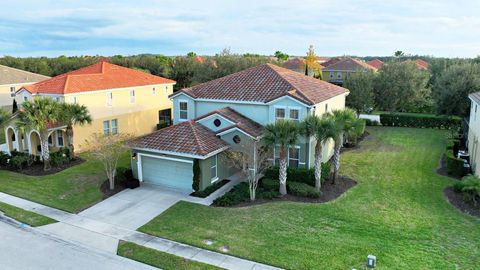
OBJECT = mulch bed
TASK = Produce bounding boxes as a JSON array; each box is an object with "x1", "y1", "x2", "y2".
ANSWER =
[
  {"x1": 341, "y1": 131, "x2": 370, "y2": 153},
  {"x1": 0, "y1": 158, "x2": 85, "y2": 176},
  {"x1": 100, "y1": 179, "x2": 127, "y2": 200},
  {"x1": 436, "y1": 156, "x2": 462, "y2": 180},
  {"x1": 227, "y1": 176, "x2": 357, "y2": 208},
  {"x1": 444, "y1": 186, "x2": 480, "y2": 218}
]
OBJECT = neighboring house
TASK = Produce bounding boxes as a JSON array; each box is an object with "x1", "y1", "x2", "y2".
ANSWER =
[
  {"x1": 322, "y1": 57, "x2": 377, "y2": 86},
  {"x1": 367, "y1": 59, "x2": 384, "y2": 69},
  {"x1": 467, "y1": 92, "x2": 480, "y2": 176},
  {"x1": 4, "y1": 61, "x2": 175, "y2": 155},
  {"x1": 402, "y1": 59, "x2": 429, "y2": 70},
  {"x1": 0, "y1": 65, "x2": 50, "y2": 110},
  {"x1": 282, "y1": 57, "x2": 306, "y2": 73},
  {"x1": 129, "y1": 63, "x2": 349, "y2": 193}
]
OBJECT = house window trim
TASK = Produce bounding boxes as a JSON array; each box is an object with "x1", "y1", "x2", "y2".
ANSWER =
[
  {"x1": 271, "y1": 145, "x2": 302, "y2": 167},
  {"x1": 288, "y1": 146, "x2": 301, "y2": 168},
  {"x1": 337, "y1": 72, "x2": 342, "y2": 79},
  {"x1": 103, "y1": 120, "x2": 110, "y2": 135},
  {"x1": 57, "y1": 131, "x2": 64, "y2": 147},
  {"x1": 111, "y1": 119, "x2": 118, "y2": 135},
  {"x1": 106, "y1": 92, "x2": 113, "y2": 107},
  {"x1": 288, "y1": 107, "x2": 300, "y2": 122},
  {"x1": 211, "y1": 155, "x2": 218, "y2": 183},
  {"x1": 152, "y1": 87, "x2": 157, "y2": 95},
  {"x1": 179, "y1": 100, "x2": 189, "y2": 121}
]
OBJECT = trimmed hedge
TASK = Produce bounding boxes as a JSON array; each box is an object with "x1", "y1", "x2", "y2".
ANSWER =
[
  {"x1": 191, "y1": 179, "x2": 229, "y2": 198},
  {"x1": 287, "y1": 182, "x2": 321, "y2": 198},
  {"x1": 379, "y1": 113, "x2": 461, "y2": 129},
  {"x1": 264, "y1": 163, "x2": 331, "y2": 186},
  {"x1": 453, "y1": 175, "x2": 480, "y2": 205},
  {"x1": 444, "y1": 149, "x2": 465, "y2": 177}
]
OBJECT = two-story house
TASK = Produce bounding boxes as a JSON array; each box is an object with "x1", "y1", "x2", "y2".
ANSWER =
[
  {"x1": 322, "y1": 57, "x2": 377, "y2": 86},
  {"x1": 0, "y1": 64, "x2": 50, "y2": 110},
  {"x1": 467, "y1": 92, "x2": 480, "y2": 176},
  {"x1": 129, "y1": 64, "x2": 349, "y2": 193},
  {"x1": 4, "y1": 61, "x2": 175, "y2": 155}
]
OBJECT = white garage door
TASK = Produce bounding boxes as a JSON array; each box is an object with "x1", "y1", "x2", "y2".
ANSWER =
[{"x1": 141, "y1": 156, "x2": 193, "y2": 193}]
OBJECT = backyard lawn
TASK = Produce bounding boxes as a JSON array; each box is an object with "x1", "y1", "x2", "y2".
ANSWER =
[
  {"x1": 139, "y1": 127, "x2": 480, "y2": 269},
  {"x1": 0, "y1": 152, "x2": 131, "y2": 213}
]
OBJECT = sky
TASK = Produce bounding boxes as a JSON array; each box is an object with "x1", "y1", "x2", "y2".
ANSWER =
[{"x1": 1, "y1": 0, "x2": 479, "y2": 58}]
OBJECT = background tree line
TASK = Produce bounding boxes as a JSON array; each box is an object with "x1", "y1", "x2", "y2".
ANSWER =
[{"x1": 344, "y1": 56, "x2": 480, "y2": 116}]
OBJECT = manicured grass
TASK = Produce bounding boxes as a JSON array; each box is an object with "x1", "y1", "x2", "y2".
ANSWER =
[
  {"x1": 117, "y1": 241, "x2": 224, "y2": 270},
  {"x1": 0, "y1": 201, "x2": 57, "y2": 226},
  {"x1": 0, "y1": 152, "x2": 131, "y2": 213},
  {"x1": 139, "y1": 127, "x2": 480, "y2": 269}
]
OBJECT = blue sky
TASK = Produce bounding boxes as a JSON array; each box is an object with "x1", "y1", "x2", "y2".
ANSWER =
[{"x1": 1, "y1": 0, "x2": 479, "y2": 57}]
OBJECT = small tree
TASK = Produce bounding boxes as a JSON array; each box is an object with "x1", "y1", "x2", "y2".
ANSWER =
[
  {"x1": 192, "y1": 159, "x2": 201, "y2": 191},
  {"x1": 344, "y1": 71, "x2": 375, "y2": 113},
  {"x1": 274, "y1": 51, "x2": 289, "y2": 61},
  {"x1": 331, "y1": 108, "x2": 357, "y2": 184},
  {"x1": 84, "y1": 133, "x2": 131, "y2": 190},
  {"x1": 305, "y1": 45, "x2": 322, "y2": 77},
  {"x1": 224, "y1": 139, "x2": 271, "y2": 201},
  {"x1": 12, "y1": 99, "x2": 18, "y2": 114}
]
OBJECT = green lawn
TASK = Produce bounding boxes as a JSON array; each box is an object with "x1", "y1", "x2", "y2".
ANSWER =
[
  {"x1": 0, "y1": 152, "x2": 131, "y2": 213},
  {"x1": 139, "y1": 127, "x2": 480, "y2": 269},
  {"x1": 0, "y1": 201, "x2": 57, "y2": 226},
  {"x1": 117, "y1": 241, "x2": 224, "y2": 270}
]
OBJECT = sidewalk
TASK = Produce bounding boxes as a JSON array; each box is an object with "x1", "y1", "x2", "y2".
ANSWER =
[{"x1": 0, "y1": 191, "x2": 281, "y2": 270}]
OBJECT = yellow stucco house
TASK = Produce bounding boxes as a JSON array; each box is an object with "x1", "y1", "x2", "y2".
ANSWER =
[
  {"x1": 4, "y1": 61, "x2": 175, "y2": 155},
  {"x1": 322, "y1": 57, "x2": 377, "y2": 86},
  {"x1": 0, "y1": 64, "x2": 50, "y2": 110}
]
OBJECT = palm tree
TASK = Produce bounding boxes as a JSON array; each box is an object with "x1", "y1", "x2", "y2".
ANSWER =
[
  {"x1": 301, "y1": 114, "x2": 339, "y2": 192},
  {"x1": 16, "y1": 97, "x2": 61, "y2": 171},
  {"x1": 331, "y1": 108, "x2": 357, "y2": 184},
  {"x1": 0, "y1": 108, "x2": 9, "y2": 128},
  {"x1": 263, "y1": 120, "x2": 299, "y2": 195},
  {"x1": 59, "y1": 102, "x2": 92, "y2": 159}
]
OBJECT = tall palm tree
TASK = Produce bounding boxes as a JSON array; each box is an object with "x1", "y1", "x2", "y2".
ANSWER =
[
  {"x1": 301, "y1": 114, "x2": 339, "y2": 192},
  {"x1": 331, "y1": 108, "x2": 357, "y2": 184},
  {"x1": 59, "y1": 102, "x2": 92, "y2": 159},
  {"x1": 263, "y1": 120, "x2": 299, "y2": 195},
  {"x1": 16, "y1": 97, "x2": 61, "y2": 171}
]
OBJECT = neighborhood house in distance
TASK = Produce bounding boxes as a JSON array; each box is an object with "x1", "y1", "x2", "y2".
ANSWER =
[
  {"x1": 322, "y1": 57, "x2": 378, "y2": 86},
  {"x1": 4, "y1": 61, "x2": 175, "y2": 155},
  {"x1": 0, "y1": 64, "x2": 50, "y2": 109},
  {"x1": 129, "y1": 63, "x2": 349, "y2": 193}
]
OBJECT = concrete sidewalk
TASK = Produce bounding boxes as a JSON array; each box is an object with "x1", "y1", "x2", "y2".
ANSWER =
[{"x1": 0, "y1": 191, "x2": 282, "y2": 270}]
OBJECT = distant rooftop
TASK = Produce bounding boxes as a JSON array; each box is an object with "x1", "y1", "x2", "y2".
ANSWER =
[{"x1": 0, "y1": 65, "x2": 50, "y2": 85}]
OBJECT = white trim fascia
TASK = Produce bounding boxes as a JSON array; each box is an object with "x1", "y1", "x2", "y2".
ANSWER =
[
  {"x1": 216, "y1": 126, "x2": 257, "y2": 139},
  {"x1": 138, "y1": 152, "x2": 193, "y2": 164},
  {"x1": 169, "y1": 91, "x2": 194, "y2": 100},
  {"x1": 132, "y1": 146, "x2": 230, "y2": 160},
  {"x1": 265, "y1": 95, "x2": 310, "y2": 106},
  {"x1": 197, "y1": 113, "x2": 236, "y2": 126},
  {"x1": 0, "y1": 82, "x2": 39, "y2": 87}
]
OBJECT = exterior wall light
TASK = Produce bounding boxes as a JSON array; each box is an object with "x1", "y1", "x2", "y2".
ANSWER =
[
  {"x1": 131, "y1": 153, "x2": 137, "y2": 160},
  {"x1": 367, "y1": 254, "x2": 376, "y2": 268}
]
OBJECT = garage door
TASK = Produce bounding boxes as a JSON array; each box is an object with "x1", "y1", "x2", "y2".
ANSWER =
[{"x1": 141, "y1": 156, "x2": 193, "y2": 193}]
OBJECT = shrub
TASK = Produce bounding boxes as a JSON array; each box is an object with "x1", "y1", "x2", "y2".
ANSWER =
[
  {"x1": 365, "y1": 119, "x2": 380, "y2": 126},
  {"x1": 454, "y1": 176, "x2": 480, "y2": 206},
  {"x1": 444, "y1": 149, "x2": 465, "y2": 177},
  {"x1": 213, "y1": 182, "x2": 250, "y2": 206},
  {"x1": 191, "y1": 179, "x2": 229, "y2": 198},
  {"x1": 192, "y1": 159, "x2": 200, "y2": 192},
  {"x1": 379, "y1": 113, "x2": 461, "y2": 129},
  {"x1": 260, "y1": 178, "x2": 279, "y2": 191},
  {"x1": 264, "y1": 163, "x2": 331, "y2": 186},
  {"x1": 257, "y1": 190, "x2": 280, "y2": 199},
  {"x1": 287, "y1": 182, "x2": 321, "y2": 198},
  {"x1": 0, "y1": 152, "x2": 10, "y2": 166},
  {"x1": 50, "y1": 151, "x2": 70, "y2": 167},
  {"x1": 10, "y1": 153, "x2": 34, "y2": 170}
]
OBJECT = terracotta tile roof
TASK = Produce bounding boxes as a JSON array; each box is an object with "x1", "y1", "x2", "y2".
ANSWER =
[
  {"x1": 367, "y1": 59, "x2": 384, "y2": 69},
  {"x1": 282, "y1": 58, "x2": 306, "y2": 71},
  {"x1": 129, "y1": 120, "x2": 229, "y2": 157},
  {"x1": 0, "y1": 65, "x2": 50, "y2": 85},
  {"x1": 196, "y1": 107, "x2": 263, "y2": 138},
  {"x1": 21, "y1": 61, "x2": 175, "y2": 95},
  {"x1": 172, "y1": 64, "x2": 348, "y2": 105},
  {"x1": 402, "y1": 59, "x2": 429, "y2": 70},
  {"x1": 323, "y1": 57, "x2": 377, "y2": 72}
]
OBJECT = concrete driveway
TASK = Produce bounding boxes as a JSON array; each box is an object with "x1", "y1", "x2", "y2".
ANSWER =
[{"x1": 79, "y1": 184, "x2": 189, "y2": 230}]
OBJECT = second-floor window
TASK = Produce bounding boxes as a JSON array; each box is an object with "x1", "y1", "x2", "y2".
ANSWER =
[
  {"x1": 179, "y1": 101, "x2": 188, "y2": 120},
  {"x1": 10, "y1": 86, "x2": 15, "y2": 97},
  {"x1": 289, "y1": 109, "x2": 299, "y2": 121},
  {"x1": 275, "y1": 108, "x2": 285, "y2": 121},
  {"x1": 329, "y1": 72, "x2": 334, "y2": 79},
  {"x1": 106, "y1": 92, "x2": 113, "y2": 106},
  {"x1": 337, "y1": 72, "x2": 342, "y2": 79},
  {"x1": 325, "y1": 103, "x2": 328, "y2": 113},
  {"x1": 130, "y1": 90, "x2": 136, "y2": 103},
  {"x1": 152, "y1": 87, "x2": 156, "y2": 95}
]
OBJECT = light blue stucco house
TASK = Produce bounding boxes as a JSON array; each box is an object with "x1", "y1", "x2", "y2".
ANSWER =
[{"x1": 129, "y1": 64, "x2": 349, "y2": 193}]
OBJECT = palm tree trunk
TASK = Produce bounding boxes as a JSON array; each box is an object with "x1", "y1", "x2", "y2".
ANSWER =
[
  {"x1": 66, "y1": 125, "x2": 75, "y2": 159},
  {"x1": 279, "y1": 148, "x2": 288, "y2": 195},
  {"x1": 332, "y1": 135, "x2": 343, "y2": 184},
  {"x1": 40, "y1": 130, "x2": 51, "y2": 171},
  {"x1": 314, "y1": 141, "x2": 323, "y2": 192}
]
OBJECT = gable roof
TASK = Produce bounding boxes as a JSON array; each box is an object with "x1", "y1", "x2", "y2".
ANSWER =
[
  {"x1": 367, "y1": 59, "x2": 384, "y2": 69},
  {"x1": 402, "y1": 59, "x2": 429, "y2": 70},
  {"x1": 171, "y1": 64, "x2": 348, "y2": 106},
  {"x1": 323, "y1": 57, "x2": 377, "y2": 72},
  {"x1": 196, "y1": 107, "x2": 263, "y2": 138},
  {"x1": 0, "y1": 65, "x2": 50, "y2": 85},
  {"x1": 21, "y1": 61, "x2": 175, "y2": 95},
  {"x1": 129, "y1": 120, "x2": 229, "y2": 158},
  {"x1": 282, "y1": 58, "x2": 306, "y2": 71}
]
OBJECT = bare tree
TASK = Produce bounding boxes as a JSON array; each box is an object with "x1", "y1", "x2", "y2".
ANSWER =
[
  {"x1": 83, "y1": 133, "x2": 132, "y2": 190},
  {"x1": 224, "y1": 139, "x2": 271, "y2": 201}
]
